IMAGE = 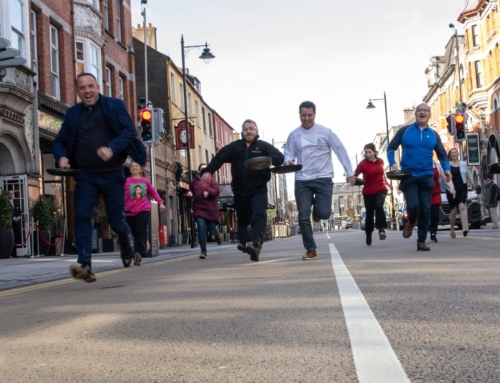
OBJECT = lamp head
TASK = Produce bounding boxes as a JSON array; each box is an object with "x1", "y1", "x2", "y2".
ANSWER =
[
  {"x1": 199, "y1": 43, "x2": 215, "y2": 64},
  {"x1": 366, "y1": 100, "x2": 376, "y2": 110},
  {"x1": 449, "y1": 23, "x2": 455, "y2": 29}
]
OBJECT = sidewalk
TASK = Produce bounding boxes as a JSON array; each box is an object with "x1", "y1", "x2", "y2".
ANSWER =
[{"x1": 0, "y1": 240, "x2": 237, "y2": 291}]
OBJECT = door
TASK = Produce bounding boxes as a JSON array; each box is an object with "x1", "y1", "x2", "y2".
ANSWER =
[{"x1": 1, "y1": 175, "x2": 31, "y2": 256}]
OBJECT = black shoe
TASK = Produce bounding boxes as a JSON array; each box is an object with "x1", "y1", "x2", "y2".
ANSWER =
[
  {"x1": 430, "y1": 234, "x2": 438, "y2": 243},
  {"x1": 199, "y1": 252, "x2": 207, "y2": 259},
  {"x1": 216, "y1": 235, "x2": 222, "y2": 246},
  {"x1": 118, "y1": 235, "x2": 134, "y2": 268},
  {"x1": 133, "y1": 253, "x2": 142, "y2": 266},
  {"x1": 237, "y1": 244, "x2": 247, "y2": 253},
  {"x1": 366, "y1": 232, "x2": 372, "y2": 246},
  {"x1": 247, "y1": 242, "x2": 262, "y2": 262},
  {"x1": 69, "y1": 264, "x2": 96, "y2": 283}
]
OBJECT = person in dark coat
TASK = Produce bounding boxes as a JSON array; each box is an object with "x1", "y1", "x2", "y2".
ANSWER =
[
  {"x1": 484, "y1": 174, "x2": 499, "y2": 229},
  {"x1": 190, "y1": 163, "x2": 221, "y2": 259},
  {"x1": 8, "y1": 190, "x2": 22, "y2": 258},
  {"x1": 52, "y1": 73, "x2": 146, "y2": 283},
  {"x1": 200, "y1": 119, "x2": 284, "y2": 262}
]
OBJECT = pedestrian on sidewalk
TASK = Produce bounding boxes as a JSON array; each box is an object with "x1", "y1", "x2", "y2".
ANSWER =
[
  {"x1": 484, "y1": 174, "x2": 499, "y2": 229},
  {"x1": 190, "y1": 163, "x2": 221, "y2": 259},
  {"x1": 201, "y1": 119, "x2": 284, "y2": 262},
  {"x1": 354, "y1": 143, "x2": 390, "y2": 246},
  {"x1": 125, "y1": 162, "x2": 166, "y2": 266},
  {"x1": 447, "y1": 148, "x2": 475, "y2": 238},
  {"x1": 429, "y1": 160, "x2": 455, "y2": 243},
  {"x1": 387, "y1": 103, "x2": 451, "y2": 251},
  {"x1": 284, "y1": 101, "x2": 355, "y2": 260},
  {"x1": 53, "y1": 73, "x2": 146, "y2": 283}
]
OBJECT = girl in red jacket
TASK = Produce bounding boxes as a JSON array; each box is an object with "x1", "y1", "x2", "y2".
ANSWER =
[
  {"x1": 190, "y1": 163, "x2": 221, "y2": 259},
  {"x1": 355, "y1": 143, "x2": 390, "y2": 246}
]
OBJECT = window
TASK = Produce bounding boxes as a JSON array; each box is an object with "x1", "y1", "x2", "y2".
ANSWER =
[
  {"x1": 170, "y1": 72, "x2": 176, "y2": 103},
  {"x1": 472, "y1": 25, "x2": 479, "y2": 47},
  {"x1": 118, "y1": 76, "x2": 124, "y2": 100},
  {"x1": 105, "y1": 67, "x2": 112, "y2": 96},
  {"x1": 180, "y1": 83, "x2": 184, "y2": 109},
  {"x1": 205, "y1": 149, "x2": 209, "y2": 164},
  {"x1": 30, "y1": 10, "x2": 38, "y2": 74},
  {"x1": 208, "y1": 113, "x2": 213, "y2": 136},
  {"x1": 103, "y1": 0, "x2": 109, "y2": 30},
  {"x1": 202, "y1": 107, "x2": 206, "y2": 132},
  {"x1": 475, "y1": 60, "x2": 482, "y2": 87},
  {"x1": 75, "y1": 40, "x2": 102, "y2": 83},
  {"x1": 188, "y1": 92, "x2": 192, "y2": 116},
  {"x1": 50, "y1": 26, "x2": 60, "y2": 100},
  {"x1": 116, "y1": 0, "x2": 122, "y2": 42},
  {"x1": 11, "y1": 0, "x2": 24, "y2": 54},
  {"x1": 195, "y1": 101, "x2": 199, "y2": 125}
]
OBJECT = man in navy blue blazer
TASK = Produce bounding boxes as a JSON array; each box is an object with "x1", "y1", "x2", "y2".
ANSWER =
[{"x1": 53, "y1": 73, "x2": 146, "y2": 283}]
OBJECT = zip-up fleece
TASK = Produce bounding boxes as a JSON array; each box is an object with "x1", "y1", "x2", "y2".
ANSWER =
[
  {"x1": 387, "y1": 123, "x2": 450, "y2": 177},
  {"x1": 202, "y1": 136, "x2": 284, "y2": 196}
]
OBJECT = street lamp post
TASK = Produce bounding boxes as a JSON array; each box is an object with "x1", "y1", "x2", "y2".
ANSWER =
[
  {"x1": 181, "y1": 35, "x2": 215, "y2": 248},
  {"x1": 366, "y1": 92, "x2": 396, "y2": 230}
]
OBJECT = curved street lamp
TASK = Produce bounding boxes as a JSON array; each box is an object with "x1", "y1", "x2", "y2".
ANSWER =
[
  {"x1": 181, "y1": 35, "x2": 215, "y2": 247},
  {"x1": 366, "y1": 92, "x2": 396, "y2": 230}
]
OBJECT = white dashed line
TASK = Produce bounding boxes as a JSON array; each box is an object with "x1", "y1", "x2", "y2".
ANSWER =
[{"x1": 329, "y1": 243, "x2": 410, "y2": 383}]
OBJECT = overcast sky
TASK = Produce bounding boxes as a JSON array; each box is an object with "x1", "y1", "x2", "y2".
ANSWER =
[{"x1": 132, "y1": 0, "x2": 467, "y2": 199}]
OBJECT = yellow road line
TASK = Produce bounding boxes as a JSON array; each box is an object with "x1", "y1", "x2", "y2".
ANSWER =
[{"x1": 0, "y1": 255, "x2": 196, "y2": 299}]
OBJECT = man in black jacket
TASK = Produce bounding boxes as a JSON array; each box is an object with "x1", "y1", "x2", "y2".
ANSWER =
[{"x1": 201, "y1": 119, "x2": 284, "y2": 261}]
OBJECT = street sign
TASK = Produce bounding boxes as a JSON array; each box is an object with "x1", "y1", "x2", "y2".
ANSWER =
[{"x1": 466, "y1": 132, "x2": 480, "y2": 166}]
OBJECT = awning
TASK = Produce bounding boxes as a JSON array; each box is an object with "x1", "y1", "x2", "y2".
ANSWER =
[{"x1": 487, "y1": 133, "x2": 500, "y2": 174}]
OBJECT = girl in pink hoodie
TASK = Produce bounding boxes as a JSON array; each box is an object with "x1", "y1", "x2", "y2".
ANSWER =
[{"x1": 124, "y1": 162, "x2": 166, "y2": 265}]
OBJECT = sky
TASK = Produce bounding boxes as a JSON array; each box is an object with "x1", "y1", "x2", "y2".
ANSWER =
[{"x1": 131, "y1": 0, "x2": 468, "y2": 199}]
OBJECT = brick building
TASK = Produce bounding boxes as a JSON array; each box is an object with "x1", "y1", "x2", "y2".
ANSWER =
[{"x1": 0, "y1": 0, "x2": 137, "y2": 254}]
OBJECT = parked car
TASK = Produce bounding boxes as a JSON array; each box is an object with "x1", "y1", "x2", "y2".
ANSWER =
[{"x1": 345, "y1": 218, "x2": 352, "y2": 229}]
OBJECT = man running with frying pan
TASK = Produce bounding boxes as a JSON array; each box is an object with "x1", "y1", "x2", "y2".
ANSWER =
[{"x1": 200, "y1": 119, "x2": 284, "y2": 262}]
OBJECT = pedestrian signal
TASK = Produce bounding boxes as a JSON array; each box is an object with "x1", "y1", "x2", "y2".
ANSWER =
[
  {"x1": 140, "y1": 108, "x2": 153, "y2": 143},
  {"x1": 455, "y1": 113, "x2": 465, "y2": 141},
  {"x1": 446, "y1": 114, "x2": 455, "y2": 135}
]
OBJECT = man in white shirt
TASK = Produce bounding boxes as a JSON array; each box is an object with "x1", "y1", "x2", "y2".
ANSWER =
[{"x1": 284, "y1": 101, "x2": 355, "y2": 260}]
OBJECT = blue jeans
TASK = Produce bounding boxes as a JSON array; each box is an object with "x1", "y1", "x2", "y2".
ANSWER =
[
  {"x1": 195, "y1": 216, "x2": 218, "y2": 253},
  {"x1": 398, "y1": 175, "x2": 434, "y2": 243},
  {"x1": 233, "y1": 188, "x2": 268, "y2": 245},
  {"x1": 295, "y1": 178, "x2": 333, "y2": 251},
  {"x1": 74, "y1": 170, "x2": 131, "y2": 265}
]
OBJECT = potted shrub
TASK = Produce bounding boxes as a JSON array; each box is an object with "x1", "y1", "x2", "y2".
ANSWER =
[
  {"x1": 0, "y1": 190, "x2": 14, "y2": 259},
  {"x1": 32, "y1": 195, "x2": 57, "y2": 256}
]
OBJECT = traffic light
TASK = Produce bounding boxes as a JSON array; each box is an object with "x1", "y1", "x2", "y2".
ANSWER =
[
  {"x1": 446, "y1": 114, "x2": 456, "y2": 135},
  {"x1": 455, "y1": 113, "x2": 465, "y2": 141},
  {"x1": 140, "y1": 108, "x2": 153, "y2": 143},
  {"x1": 152, "y1": 108, "x2": 164, "y2": 146}
]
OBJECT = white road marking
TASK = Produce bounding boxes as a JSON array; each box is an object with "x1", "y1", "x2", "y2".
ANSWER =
[{"x1": 329, "y1": 243, "x2": 410, "y2": 383}]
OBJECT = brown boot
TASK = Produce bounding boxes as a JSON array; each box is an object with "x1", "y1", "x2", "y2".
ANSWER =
[
  {"x1": 417, "y1": 242, "x2": 430, "y2": 251},
  {"x1": 402, "y1": 221, "x2": 415, "y2": 239},
  {"x1": 302, "y1": 249, "x2": 317, "y2": 260}
]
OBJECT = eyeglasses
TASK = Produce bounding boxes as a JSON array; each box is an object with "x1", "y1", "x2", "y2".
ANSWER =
[{"x1": 416, "y1": 109, "x2": 430, "y2": 113}]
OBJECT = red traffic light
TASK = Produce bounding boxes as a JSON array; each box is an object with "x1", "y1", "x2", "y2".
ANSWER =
[
  {"x1": 140, "y1": 109, "x2": 152, "y2": 121},
  {"x1": 455, "y1": 114, "x2": 464, "y2": 124}
]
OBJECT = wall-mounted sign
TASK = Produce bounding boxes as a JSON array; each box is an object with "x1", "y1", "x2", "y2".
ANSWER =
[
  {"x1": 466, "y1": 132, "x2": 480, "y2": 166},
  {"x1": 176, "y1": 121, "x2": 195, "y2": 150}
]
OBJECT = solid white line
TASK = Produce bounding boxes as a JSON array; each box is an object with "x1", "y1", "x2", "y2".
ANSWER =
[{"x1": 329, "y1": 243, "x2": 410, "y2": 383}]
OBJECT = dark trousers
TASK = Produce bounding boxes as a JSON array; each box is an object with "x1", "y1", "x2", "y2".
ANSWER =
[
  {"x1": 74, "y1": 170, "x2": 131, "y2": 265},
  {"x1": 429, "y1": 204, "x2": 440, "y2": 235},
  {"x1": 399, "y1": 175, "x2": 434, "y2": 243},
  {"x1": 126, "y1": 211, "x2": 150, "y2": 256},
  {"x1": 195, "y1": 217, "x2": 219, "y2": 253},
  {"x1": 363, "y1": 191, "x2": 388, "y2": 234},
  {"x1": 234, "y1": 188, "x2": 268, "y2": 245},
  {"x1": 295, "y1": 178, "x2": 333, "y2": 251}
]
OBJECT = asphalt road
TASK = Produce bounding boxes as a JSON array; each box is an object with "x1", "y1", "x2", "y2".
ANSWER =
[{"x1": 0, "y1": 228, "x2": 499, "y2": 383}]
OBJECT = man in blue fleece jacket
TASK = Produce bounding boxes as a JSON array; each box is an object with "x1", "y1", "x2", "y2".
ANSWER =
[{"x1": 387, "y1": 103, "x2": 451, "y2": 251}]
